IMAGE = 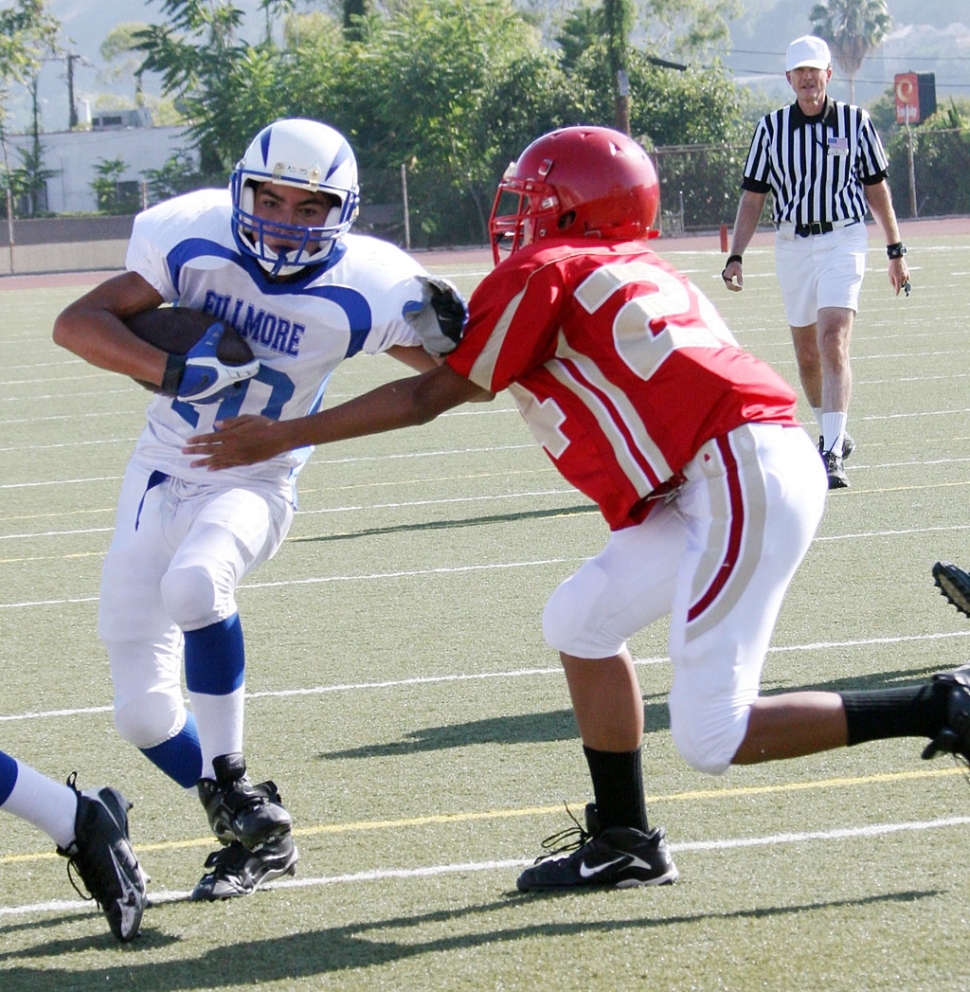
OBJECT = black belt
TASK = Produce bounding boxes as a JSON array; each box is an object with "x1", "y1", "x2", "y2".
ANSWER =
[{"x1": 794, "y1": 220, "x2": 860, "y2": 237}]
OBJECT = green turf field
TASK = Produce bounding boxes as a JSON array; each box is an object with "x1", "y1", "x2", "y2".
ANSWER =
[{"x1": 2, "y1": 233, "x2": 970, "y2": 990}]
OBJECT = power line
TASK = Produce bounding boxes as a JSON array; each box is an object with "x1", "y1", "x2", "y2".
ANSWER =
[{"x1": 729, "y1": 47, "x2": 970, "y2": 64}]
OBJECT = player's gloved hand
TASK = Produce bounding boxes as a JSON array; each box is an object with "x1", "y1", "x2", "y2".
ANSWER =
[
  {"x1": 162, "y1": 323, "x2": 260, "y2": 402},
  {"x1": 402, "y1": 276, "x2": 468, "y2": 356}
]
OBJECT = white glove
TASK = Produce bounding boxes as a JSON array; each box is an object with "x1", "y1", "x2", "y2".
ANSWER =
[
  {"x1": 402, "y1": 276, "x2": 468, "y2": 356},
  {"x1": 164, "y1": 323, "x2": 260, "y2": 402}
]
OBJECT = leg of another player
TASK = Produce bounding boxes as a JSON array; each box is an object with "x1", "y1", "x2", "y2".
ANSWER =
[
  {"x1": 0, "y1": 750, "x2": 79, "y2": 848},
  {"x1": 731, "y1": 693, "x2": 848, "y2": 763},
  {"x1": 731, "y1": 679, "x2": 955, "y2": 766}
]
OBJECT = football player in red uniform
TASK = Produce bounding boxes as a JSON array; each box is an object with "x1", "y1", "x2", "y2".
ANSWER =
[{"x1": 185, "y1": 126, "x2": 970, "y2": 892}]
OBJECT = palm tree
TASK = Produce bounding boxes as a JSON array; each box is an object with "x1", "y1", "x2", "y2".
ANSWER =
[{"x1": 809, "y1": 0, "x2": 892, "y2": 103}]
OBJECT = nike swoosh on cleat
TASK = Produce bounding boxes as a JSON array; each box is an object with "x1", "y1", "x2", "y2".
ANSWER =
[
  {"x1": 579, "y1": 856, "x2": 629, "y2": 878},
  {"x1": 108, "y1": 845, "x2": 143, "y2": 908}
]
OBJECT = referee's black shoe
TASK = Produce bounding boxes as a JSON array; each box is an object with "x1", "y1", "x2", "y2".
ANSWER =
[
  {"x1": 822, "y1": 449, "x2": 849, "y2": 489},
  {"x1": 818, "y1": 433, "x2": 854, "y2": 460}
]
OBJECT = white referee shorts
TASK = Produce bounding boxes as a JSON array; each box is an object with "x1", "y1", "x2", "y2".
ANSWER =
[
  {"x1": 541, "y1": 423, "x2": 827, "y2": 775},
  {"x1": 774, "y1": 220, "x2": 868, "y2": 327}
]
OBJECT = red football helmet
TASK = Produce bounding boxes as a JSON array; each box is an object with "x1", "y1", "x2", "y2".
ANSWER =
[{"x1": 488, "y1": 126, "x2": 660, "y2": 264}]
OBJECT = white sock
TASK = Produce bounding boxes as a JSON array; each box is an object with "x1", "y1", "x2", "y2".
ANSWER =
[
  {"x1": 2, "y1": 762, "x2": 79, "y2": 849},
  {"x1": 821, "y1": 412, "x2": 848, "y2": 455},
  {"x1": 188, "y1": 685, "x2": 246, "y2": 780}
]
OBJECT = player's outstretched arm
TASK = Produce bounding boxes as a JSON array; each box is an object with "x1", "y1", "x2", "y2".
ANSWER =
[{"x1": 183, "y1": 363, "x2": 491, "y2": 470}]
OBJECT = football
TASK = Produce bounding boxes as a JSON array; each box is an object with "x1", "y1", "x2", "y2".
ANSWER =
[{"x1": 123, "y1": 307, "x2": 254, "y2": 391}]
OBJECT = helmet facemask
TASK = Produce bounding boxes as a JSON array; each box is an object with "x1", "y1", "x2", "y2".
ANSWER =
[
  {"x1": 489, "y1": 160, "x2": 563, "y2": 265},
  {"x1": 231, "y1": 119, "x2": 360, "y2": 278},
  {"x1": 233, "y1": 177, "x2": 351, "y2": 278},
  {"x1": 488, "y1": 126, "x2": 660, "y2": 265}
]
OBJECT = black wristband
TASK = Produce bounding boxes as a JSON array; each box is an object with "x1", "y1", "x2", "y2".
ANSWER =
[
  {"x1": 160, "y1": 352, "x2": 186, "y2": 396},
  {"x1": 725, "y1": 254, "x2": 743, "y2": 266},
  {"x1": 886, "y1": 242, "x2": 907, "y2": 259}
]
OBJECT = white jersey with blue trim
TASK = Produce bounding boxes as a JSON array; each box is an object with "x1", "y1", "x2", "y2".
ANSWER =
[{"x1": 125, "y1": 188, "x2": 427, "y2": 496}]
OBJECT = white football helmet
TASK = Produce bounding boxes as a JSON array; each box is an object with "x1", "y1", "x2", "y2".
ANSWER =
[{"x1": 231, "y1": 118, "x2": 360, "y2": 277}]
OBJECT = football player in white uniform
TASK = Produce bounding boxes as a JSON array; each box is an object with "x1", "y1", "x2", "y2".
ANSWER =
[{"x1": 53, "y1": 118, "x2": 464, "y2": 900}]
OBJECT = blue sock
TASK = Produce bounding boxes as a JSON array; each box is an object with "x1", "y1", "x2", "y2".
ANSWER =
[
  {"x1": 184, "y1": 614, "x2": 246, "y2": 696},
  {"x1": 140, "y1": 711, "x2": 203, "y2": 788},
  {"x1": 0, "y1": 749, "x2": 18, "y2": 806}
]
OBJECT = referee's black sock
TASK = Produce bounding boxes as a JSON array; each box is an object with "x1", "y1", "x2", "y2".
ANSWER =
[
  {"x1": 582, "y1": 745, "x2": 649, "y2": 833},
  {"x1": 840, "y1": 683, "x2": 950, "y2": 746}
]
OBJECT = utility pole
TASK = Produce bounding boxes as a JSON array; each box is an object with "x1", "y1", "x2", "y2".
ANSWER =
[
  {"x1": 64, "y1": 53, "x2": 93, "y2": 128},
  {"x1": 67, "y1": 53, "x2": 77, "y2": 127},
  {"x1": 605, "y1": 0, "x2": 632, "y2": 135}
]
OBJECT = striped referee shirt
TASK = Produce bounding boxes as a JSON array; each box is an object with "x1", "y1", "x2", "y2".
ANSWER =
[{"x1": 741, "y1": 97, "x2": 890, "y2": 226}]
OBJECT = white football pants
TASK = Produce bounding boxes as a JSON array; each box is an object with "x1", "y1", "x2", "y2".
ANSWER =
[
  {"x1": 542, "y1": 423, "x2": 827, "y2": 775},
  {"x1": 99, "y1": 460, "x2": 293, "y2": 750}
]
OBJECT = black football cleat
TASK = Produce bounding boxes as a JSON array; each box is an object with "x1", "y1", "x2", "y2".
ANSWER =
[
  {"x1": 58, "y1": 774, "x2": 148, "y2": 942},
  {"x1": 932, "y1": 561, "x2": 970, "y2": 619},
  {"x1": 191, "y1": 834, "x2": 299, "y2": 901},
  {"x1": 197, "y1": 753, "x2": 292, "y2": 850},
  {"x1": 516, "y1": 803, "x2": 678, "y2": 891},
  {"x1": 922, "y1": 663, "x2": 970, "y2": 768}
]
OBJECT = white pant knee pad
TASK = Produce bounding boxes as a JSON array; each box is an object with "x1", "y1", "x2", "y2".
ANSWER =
[
  {"x1": 114, "y1": 690, "x2": 186, "y2": 750},
  {"x1": 159, "y1": 563, "x2": 221, "y2": 631},
  {"x1": 668, "y1": 700, "x2": 743, "y2": 776},
  {"x1": 542, "y1": 569, "x2": 619, "y2": 657},
  {"x1": 669, "y1": 724, "x2": 731, "y2": 775}
]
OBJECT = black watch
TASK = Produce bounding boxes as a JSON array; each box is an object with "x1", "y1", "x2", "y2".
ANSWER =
[{"x1": 886, "y1": 242, "x2": 907, "y2": 259}]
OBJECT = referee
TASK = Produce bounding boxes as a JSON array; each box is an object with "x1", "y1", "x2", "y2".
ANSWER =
[{"x1": 722, "y1": 35, "x2": 910, "y2": 489}]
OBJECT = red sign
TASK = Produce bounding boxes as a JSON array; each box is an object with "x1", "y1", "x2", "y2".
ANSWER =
[{"x1": 895, "y1": 73, "x2": 921, "y2": 124}]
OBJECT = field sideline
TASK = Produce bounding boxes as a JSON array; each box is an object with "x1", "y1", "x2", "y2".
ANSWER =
[{"x1": 1, "y1": 221, "x2": 970, "y2": 990}]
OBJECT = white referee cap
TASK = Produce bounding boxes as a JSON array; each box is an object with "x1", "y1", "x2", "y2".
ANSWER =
[{"x1": 786, "y1": 35, "x2": 831, "y2": 71}]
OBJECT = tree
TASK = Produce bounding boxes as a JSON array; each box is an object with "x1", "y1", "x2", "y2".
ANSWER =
[
  {"x1": 131, "y1": 0, "x2": 760, "y2": 244},
  {"x1": 91, "y1": 156, "x2": 146, "y2": 213},
  {"x1": 809, "y1": 0, "x2": 892, "y2": 104},
  {"x1": 342, "y1": 0, "x2": 369, "y2": 42},
  {"x1": 1, "y1": 140, "x2": 58, "y2": 216},
  {"x1": 101, "y1": 23, "x2": 151, "y2": 107},
  {"x1": 637, "y1": 0, "x2": 739, "y2": 55},
  {"x1": 0, "y1": 0, "x2": 60, "y2": 220},
  {"x1": 141, "y1": 149, "x2": 201, "y2": 203},
  {"x1": 135, "y1": 0, "x2": 282, "y2": 173}
]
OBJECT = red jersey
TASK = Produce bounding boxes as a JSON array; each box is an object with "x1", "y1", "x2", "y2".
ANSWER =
[{"x1": 447, "y1": 239, "x2": 799, "y2": 531}]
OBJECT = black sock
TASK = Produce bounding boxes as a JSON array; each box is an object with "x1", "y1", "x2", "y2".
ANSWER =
[
  {"x1": 840, "y1": 683, "x2": 949, "y2": 746},
  {"x1": 582, "y1": 745, "x2": 649, "y2": 832}
]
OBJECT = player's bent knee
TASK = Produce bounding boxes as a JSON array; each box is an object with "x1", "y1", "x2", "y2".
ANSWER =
[
  {"x1": 114, "y1": 690, "x2": 185, "y2": 749},
  {"x1": 542, "y1": 568, "x2": 616, "y2": 656},
  {"x1": 668, "y1": 706, "x2": 741, "y2": 776},
  {"x1": 160, "y1": 563, "x2": 221, "y2": 630},
  {"x1": 669, "y1": 725, "x2": 732, "y2": 775}
]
